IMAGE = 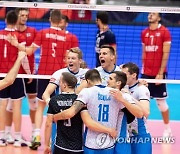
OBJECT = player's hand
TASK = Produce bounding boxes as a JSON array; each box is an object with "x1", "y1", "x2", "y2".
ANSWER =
[
  {"x1": 108, "y1": 128, "x2": 118, "y2": 138},
  {"x1": 44, "y1": 146, "x2": 51, "y2": 154},
  {"x1": 155, "y1": 74, "x2": 163, "y2": 85},
  {"x1": 7, "y1": 34, "x2": 19, "y2": 47},
  {"x1": 138, "y1": 79, "x2": 148, "y2": 87},
  {"x1": 17, "y1": 51, "x2": 26, "y2": 61},
  {"x1": 27, "y1": 78, "x2": 33, "y2": 84},
  {"x1": 110, "y1": 89, "x2": 124, "y2": 103}
]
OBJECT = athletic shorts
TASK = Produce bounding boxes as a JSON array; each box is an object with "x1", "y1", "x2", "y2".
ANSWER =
[
  {"x1": 37, "y1": 79, "x2": 55, "y2": 101},
  {"x1": 24, "y1": 78, "x2": 37, "y2": 94},
  {"x1": 53, "y1": 145, "x2": 83, "y2": 154},
  {"x1": 0, "y1": 78, "x2": 25, "y2": 99},
  {"x1": 131, "y1": 133, "x2": 152, "y2": 154},
  {"x1": 83, "y1": 146, "x2": 114, "y2": 154},
  {"x1": 114, "y1": 139, "x2": 131, "y2": 154},
  {"x1": 141, "y1": 73, "x2": 168, "y2": 98}
]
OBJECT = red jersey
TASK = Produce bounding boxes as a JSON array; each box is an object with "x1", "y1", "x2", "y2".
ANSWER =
[
  {"x1": 66, "y1": 31, "x2": 79, "y2": 48},
  {"x1": 17, "y1": 26, "x2": 37, "y2": 74},
  {"x1": 0, "y1": 28, "x2": 25, "y2": 73},
  {"x1": 141, "y1": 24, "x2": 171, "y2": 76},
  {"x1": 33, "y1": 27, "x2": 70, "y2": 75}
]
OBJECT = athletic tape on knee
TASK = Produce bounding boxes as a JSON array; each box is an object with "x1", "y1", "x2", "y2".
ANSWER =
[
  {"x1": 6, "y1": 100, "x2": 13, "y2": 112},
  {"x1": 156, "y1": 99, "x2": 169, "y2": 112},
  {"x1": 28, "y1": 98, "x2": 37, "y2": 111}
]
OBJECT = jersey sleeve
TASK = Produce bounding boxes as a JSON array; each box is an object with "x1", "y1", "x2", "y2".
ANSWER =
[
  {"x1": 122, "y1": 92, "x2": 136, "y2": 106},
  {"x1": 47, "y1": 99, "x2": 56, "y2": 115},
  {"x1": 71, "y1": 34, "x2": 79, "y2": 48},
  {"x1": 32, "y1": 30, "x2": 43, "y2": 47},
  {"x1": 76, "y1": 88, "x2": 89, "y2": 105},
  {"x1": 106, "y1": 32, "x2": 116, "y2": 45},
  {"x1": 138, "y1": 85, "x2": 150, "y2": 101},
  {"x1": 49, "y1": 69, "x2": 63, "y2": 86},
  {"x1": 163, "y1": 28, "x2": 171, "y2": 43}
]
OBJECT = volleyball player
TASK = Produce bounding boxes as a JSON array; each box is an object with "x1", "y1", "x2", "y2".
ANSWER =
[
  {"x1": 95, "y1": 11, "x2": 116, "y2": 67},
  {"x1": 53, "y1": 69, "x2": 143, "y2": 153},
  {"x1": 5, "y1": 8, "x2": 38, "y2": 144},
  {"x1": 122, "y1": 62, "x2": 152, "y2": 154},
  {"x1": 44, "y1": 72, "x2": 117, "y2": 154},
  {"x1": 141, "y1": 12, "x2": 172, "y2": 137},
  {"x1": 0, "y1": 10, "x2": 28, "y2": 147}
]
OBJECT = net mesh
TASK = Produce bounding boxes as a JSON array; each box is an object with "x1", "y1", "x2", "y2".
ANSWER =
[{"x1": 0, "y1": 1, "x2": 179, "y2": 83}]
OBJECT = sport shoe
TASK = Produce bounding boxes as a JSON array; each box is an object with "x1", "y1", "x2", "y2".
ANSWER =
[
  {"x1": 29, "y1": 135, "x2": 41, "y2": 150},
  {"x1": 5, "y1": 132, "x2": 14, "y2": 144},
  {"x1": 163, "y1": 129, "x2": 172, "y2": 138},
  {"x1": 13, "y1": 136, "x2": 31, "y2": 147},
  {"x1": 0, "y1": 138, "x2": 7, "y2": 147}
]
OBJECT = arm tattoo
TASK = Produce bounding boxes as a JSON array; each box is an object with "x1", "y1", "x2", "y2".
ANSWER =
[{"x1": 73, "y1": 101, "x2": 85, "y2": 115}]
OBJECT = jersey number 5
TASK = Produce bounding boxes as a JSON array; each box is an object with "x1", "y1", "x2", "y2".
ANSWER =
[
  {"x1": 98, "y1": 104, "x2": 109, "y2": 122},
  {"x1": 51, "y1": 42, "x2": 57, "y2": 57}
]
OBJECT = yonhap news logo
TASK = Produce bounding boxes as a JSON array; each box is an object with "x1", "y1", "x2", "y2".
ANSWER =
[{"x1": 116, "y1": 136, "x2": 175, "y2": 144}]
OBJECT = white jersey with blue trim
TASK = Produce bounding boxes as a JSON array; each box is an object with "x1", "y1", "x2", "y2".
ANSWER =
[
  {"x1": 50, "y1": 67, "x2": 89, "y2": 87},
  {"x1": 95, "y1": 65, "x2": 121, "y2": 86},
  {"x1": 77, "y1": 85, "x2": 124, "y2": 149},
  {"x1": 116, "y1": 92, "x2": 137, "y2": 139},
  {"x1": 128, "y1": 82, "x2": 150, "y2": 136}
]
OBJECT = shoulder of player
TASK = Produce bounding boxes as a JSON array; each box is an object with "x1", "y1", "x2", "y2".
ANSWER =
[{"x1": 137, "y1": 84, "x2": 149, "y2": 91}]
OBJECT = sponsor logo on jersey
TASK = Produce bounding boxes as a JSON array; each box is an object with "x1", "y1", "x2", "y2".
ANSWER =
[{"x1": 96, "y1": 133, "x2": 111, "y2": 148}]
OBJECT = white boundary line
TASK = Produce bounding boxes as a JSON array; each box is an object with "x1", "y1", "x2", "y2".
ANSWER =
[{"x1": 0, "y1": 1, "x2": 180, "y2": 13}]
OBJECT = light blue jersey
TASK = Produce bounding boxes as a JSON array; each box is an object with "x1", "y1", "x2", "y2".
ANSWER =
[{"x1": 77, "y1": 85, "x2": 124, "y2": 150}]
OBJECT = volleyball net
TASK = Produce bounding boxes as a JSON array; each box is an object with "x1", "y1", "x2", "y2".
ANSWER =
[{"x1": 0, "y1": 1, "x2": 180, "y2": 84}]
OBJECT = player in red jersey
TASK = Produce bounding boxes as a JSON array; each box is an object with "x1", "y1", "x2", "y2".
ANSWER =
[
  {"x1": 0, "y1": 10, "x2": 29, "y2": 147},
  {"x1": 141, "y1": 12, "x2": 172, "y2": 138},
  {"x1": 7, "y1": 9, "x2": 78, "y2": 150},
  {"x1": 5, "y1": 8, "x2": 38, "y2": 144}
]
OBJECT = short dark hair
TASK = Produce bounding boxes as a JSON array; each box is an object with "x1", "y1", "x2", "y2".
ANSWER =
[
  {"x1": 6, "y1": 10, "x2": 18, "y2": 25},
  {"x1": 61, "y1": 14, "x2": 69, "y2": 23},
  {"x1": 61, "y1": 72, "x2": 77, "y2": 89},
  {"x1": 96, "y1": 11, "x2": 108, "y2": 24},
  {"x1": 100, "y1": 45, "x2": 115, "y2": 55},
  {"x1": 113, "y1": 71, "x2": 127, "y2": 90},
  {"x1": 50, "y1": 9, "x2": 61, "y2": 24},
  {"x1": 122, "y1": 62, "x2": 139, "y2": 80},
  {"x1": 15, "y1": 8, "x2": 29, "y2": 15},
  {"x1": 85, "y1": 69, "x2": 101, "y2": 82}
]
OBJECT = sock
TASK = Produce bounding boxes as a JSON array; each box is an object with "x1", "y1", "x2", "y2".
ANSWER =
[
  {"x1": 32, "y1": 123, "x2": 35, "y2": 131},
  {"x1": 33, "y1": 129, "x2": 41, "y2": 136},
  {"x1": 164, "y1": 123, "x2": 171, "y2": 130},
  {"x1": 5, "y1": 126, "x2": 12, "y2": 134},
  {"x1": 0, "y1": 131, "x2": 5, "y2": 139},
  {"x1": 14, "y1": 132, "x2": 21, "y2": 140}
]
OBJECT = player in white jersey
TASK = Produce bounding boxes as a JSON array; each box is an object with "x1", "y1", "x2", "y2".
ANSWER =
[
  {"x1": 53, "y1": 69, "x2": 143, "y2": 154},
  {"x1": 108, "y1": 71, "x2": 144, "y2": 154},
  {"x1": 76, "y1": 45, "x2": 120, "y2": 93},
  {"x1": 122, "y1": 62, "x2": 152, "y2": 154}
]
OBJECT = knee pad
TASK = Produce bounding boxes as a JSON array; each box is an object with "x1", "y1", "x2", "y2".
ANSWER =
[
  {"x1": 28, "y1": 98, "x2": 37, "y2": 111},
  {"x1": 156, "y1": 99, "x2": 169, "y2": 112},
  {"x1": 6, "y1": 99, "x2": 13, "y2": 112}
]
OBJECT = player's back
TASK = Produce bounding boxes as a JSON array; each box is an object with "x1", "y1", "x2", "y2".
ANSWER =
[
  {"x1": 33, "y1": 27, "x2": 69, "y2": 75},
  {"x1": 48, "y1": 93, "x2": 83, "y2": 152},
  {"x1": 0, "y1": 29, "x2": 24, "y2": 73},
  {"x1": 79, "y1": 85, "x2": 123, "y2": 149}
]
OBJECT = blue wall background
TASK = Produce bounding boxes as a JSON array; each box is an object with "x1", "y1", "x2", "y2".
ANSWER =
[{"x1": 0, "y1": 21, "x2": 179, "y2": 79}]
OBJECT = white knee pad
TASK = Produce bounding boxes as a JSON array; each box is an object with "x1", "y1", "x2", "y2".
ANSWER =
[
  {"x1": 6, "y1": 99, "x2": 13, "y2": 112},
  {"x1": 28, "y1": 98, "x2": 37, "y2": 111},
  {"x1": 156, "y1": 99, "x2": 169, "y2": 112}
]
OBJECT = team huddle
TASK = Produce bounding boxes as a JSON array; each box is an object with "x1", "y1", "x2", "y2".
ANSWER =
[{"x1": 0, "y1": 7, "x2": 172, "y2": 154}]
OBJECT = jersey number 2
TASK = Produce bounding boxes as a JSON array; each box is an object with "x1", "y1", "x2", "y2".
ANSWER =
[{"x1": 98, "y1": 104, "x2": 109, "y2": 122}]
